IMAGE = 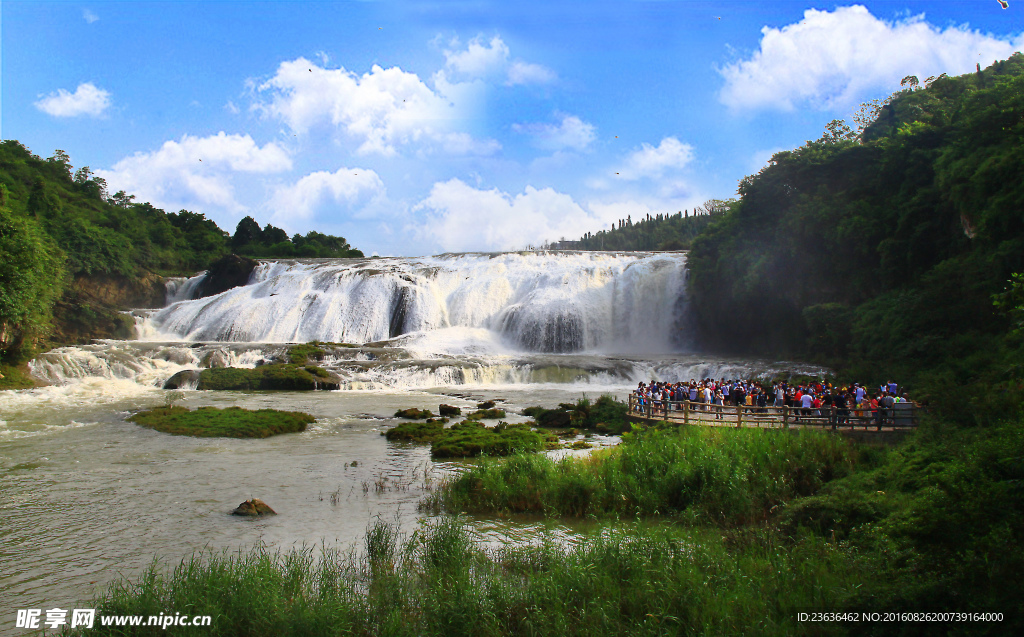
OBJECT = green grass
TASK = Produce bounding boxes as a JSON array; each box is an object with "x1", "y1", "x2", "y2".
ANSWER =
[
  {"x1": 429, "y1": 425, "x2": 857, "y2": 521},
  {"x1": 394, "y1": 407, "x2": 434, "y2": 419},
  {"x1": 128, "y1": 406, "x2": 314, "y2": 438},
  {"x1": 430, "y1": 421, "x2": 556, "y2": 458},
  {"x1": 384, "y1": 420, "x2": 446, "y2": 442},
  {"x1": 73, "y1": 517, "x2": 867, "y2": 637},
  {"x1": 284, "y1": 342, "x2": 359, "y2": 365},
  {"x1": 464, "y1": 408, "x2": 506, "y2": 419},
  {"x1": 776, "y1": 418, "x2": 1024, "y2": 616},
  {"x1": 0, "y1": 362, "x2": 38, "y2": 390},
  {"x1": 196, "y1": 364, "x2": 337, "y2": 390},
  {"x1": 525, "y1": 395, "x2": 630, "y2": 433},
  {"x1": 285, "y1": 343, "x2": 325, "y2": 365}
]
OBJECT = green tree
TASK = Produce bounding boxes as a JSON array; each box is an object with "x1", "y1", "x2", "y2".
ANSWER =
[
  {"x1": 232, "y1": 216, "x2": 263, "y2": 248},
  {"x1": 0, "y1": 185, "x2": 67, "y2": 359}
]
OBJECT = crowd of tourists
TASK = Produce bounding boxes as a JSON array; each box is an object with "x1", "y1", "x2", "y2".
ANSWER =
[{"x1": 630, "y1": 378, "x2": 916, "y2": 425}]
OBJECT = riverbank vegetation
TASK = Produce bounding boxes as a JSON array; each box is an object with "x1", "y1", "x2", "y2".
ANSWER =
[
  {"x1": 75, "y1": 517, "x2": 865, "y2": 637},
  {"x1": 687, "y1": 56, "x2": 1024, "y2": 415},
  {"x1": 128, "y1": 406, "x2": 314, "y2": 438},
  {"x1": 427, "y1": 426, "x2": 857, "y2": 520}
]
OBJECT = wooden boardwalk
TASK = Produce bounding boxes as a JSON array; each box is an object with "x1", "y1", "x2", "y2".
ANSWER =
[{"x1": 627, "y1": 396, "x2": 920, "y2": 433}]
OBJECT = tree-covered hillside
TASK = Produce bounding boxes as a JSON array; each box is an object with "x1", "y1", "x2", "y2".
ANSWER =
[
  {"x1": 0, "y1": 141, "x2": 362, "y2": 364},
  {"x1": 688, "y1": 55, "x2": 1024, "y2": 417},
  {"x1": 559, "y1": 200, "x2": 733, "y2": 251}
]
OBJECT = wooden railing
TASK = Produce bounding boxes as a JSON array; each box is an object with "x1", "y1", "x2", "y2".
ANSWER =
[{"x1": 627, "y1": 395, "x2": 920, "y2": 431}]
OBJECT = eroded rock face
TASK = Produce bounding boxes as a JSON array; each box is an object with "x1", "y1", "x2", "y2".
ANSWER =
[
  {"x1": 231, "y1": 498, "x2": 276, "y2": 516},
  {"x1": 195, "y1": 254, "x2": 258, "y2": 299}
]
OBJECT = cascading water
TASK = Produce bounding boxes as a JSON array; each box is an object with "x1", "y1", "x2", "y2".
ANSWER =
[
  {"x1": 21, "y1": 251, "x2": 827, "y2": 392},
  {"x1": 139, "y1": 251, "x2": 689, "y2": 354},
  {"x1": 163, "y1": 272, "x2": 208, "y2": 304}
]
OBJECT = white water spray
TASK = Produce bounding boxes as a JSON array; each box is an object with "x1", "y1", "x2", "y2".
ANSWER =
[{"x1": 140, "y1": 252, "x2": 689, "y2": 354}]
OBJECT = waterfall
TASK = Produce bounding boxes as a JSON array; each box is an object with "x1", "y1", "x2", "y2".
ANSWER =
[
  {"x1": 138, "y1": 252, "x2": 688, "y2": 354},
  {"x1": 140, "y1": 251, "x2": 690, "y2": 354},
  {"x1": 164, "y1": 272, "x2": 208, "y2": 304},
  {"x1": 22, "y1": 251, "x2": 828, "y2": 392}
]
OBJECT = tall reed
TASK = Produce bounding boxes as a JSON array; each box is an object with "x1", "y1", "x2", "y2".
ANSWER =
[
  {"x1": 74, "y1": 518, "x2": 864, "y2": 636},
  {"x1": 427, "y1": 426, "x2": 857, "y2": 523}
]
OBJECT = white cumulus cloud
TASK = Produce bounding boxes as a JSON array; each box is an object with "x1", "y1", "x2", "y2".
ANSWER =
[
  {"x1": 444, "y1": 34, "x2": 556, "y2": 86},
  {"x1": 513, "y1": 113, "x2": 596, "y2": 151},
  {"x1": 34, "y1": 82, "x2": 111, "y2": 117},
  {"x1": 444, "y1": 35, "x2": 510, "y2": 78},
  {"x1": 268, "y1": 168, "x2": 386, "y2": 225},
  {"x1": 719, "y1": 5, "x2": 1024, "y2": 112},
  {"x1": 415, "y1": 180, "x2": 603, "y2": 252},
  {"x1": 615, "y1": 137, "x2": 694, "y2": 181},
  {"x1": 95, "y1": 132, "x2": 291, "y2": 214},
  {"x1": 83, "y1": 9, "x2": 99, "y2": 24},
  {"x1": 255, "y1": 57, "x2": 497, "y2": 156},
  {"x1": 507, "y1": 60, "x2": 557, "y2": 86}
]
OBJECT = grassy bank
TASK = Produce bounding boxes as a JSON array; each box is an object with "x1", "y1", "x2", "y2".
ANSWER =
[
  {"x1": 75, "y1": 518, "x2": 865, "y2": 637},
  {"x1": 428, "y1": 425, "x2": 858, "y2": 521},
  {"x1": 128, "y1": 406, "x2": 314, "y2": 438},
  {"x1": 0, "y1": 362, "x2": 39, "y2": 389}
]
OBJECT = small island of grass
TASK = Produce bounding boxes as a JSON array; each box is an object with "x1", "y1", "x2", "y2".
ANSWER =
[
  {"x1": 384, "y1": 419, "x2": 448, "y2": 442},
  {"x1": 384, "y1": 418, "x2": 559, "y2": 457},
  {"x1": 431, "y1": 420, "x2": 558, "y2": 458},
  {"x1": 128, "y1": 406, "x2": 315, "y2": 438}
]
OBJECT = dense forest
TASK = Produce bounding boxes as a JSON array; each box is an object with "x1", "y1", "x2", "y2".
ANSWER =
[
  {"x1": 0, "y1": 141, "x2": 362, "y2": 366},
  {"x1": 689, "y1": 55, "x2": 1024, "y2": 406},
  {"x1": 674, "y1": 56, "x2": 1024, "y2": 620},
  {"x1": 557, "y1": 200, "x2": 732, "y2": 251}
]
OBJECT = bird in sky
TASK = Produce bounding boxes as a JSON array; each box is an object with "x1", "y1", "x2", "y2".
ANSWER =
[{"x1": 998, "y1": 0, "x2": 1009, "y2": 8}]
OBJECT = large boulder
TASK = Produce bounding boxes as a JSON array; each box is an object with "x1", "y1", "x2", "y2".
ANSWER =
[
  {"x1": 231, "y1": 498, "x2": 276, "y2": 516},
  {"x1": 163, "y1": 369, "x2": 201, "y2": 389},
  {"x1": 195, "y1": 254, "x2": 258, "y2": 299},
  {"x1": 201, "y1": 349, "x2": 231, "y2": 368}
]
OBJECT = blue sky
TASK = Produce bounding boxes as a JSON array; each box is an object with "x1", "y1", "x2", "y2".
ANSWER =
[{"x1": 4, "y1": 1, "x2": 1023, "y2": 255}]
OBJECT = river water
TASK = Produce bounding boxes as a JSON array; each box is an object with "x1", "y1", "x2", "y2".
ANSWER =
[{"x1": 0, "y1": 252, "x2": 824, "y2": 629}]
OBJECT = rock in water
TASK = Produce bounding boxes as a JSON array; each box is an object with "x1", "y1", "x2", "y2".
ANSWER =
[
  {"x1": 163, "y1": 369, "x2": 201, "y2": 389},
  {"x1": 195, "y1": 254, "x2": 258, "y2": 299},
  {"x1": 201, "y1": 349, "x2": 230, "y2": 368},
  {"x1": 439, "y1": 404, "x2": 461, "y2": 416},
  {"x1": 231, "y1": 498, "x2": 277, "y2": 516}
]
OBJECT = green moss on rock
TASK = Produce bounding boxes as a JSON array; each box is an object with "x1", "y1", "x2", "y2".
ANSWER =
[
  {"x1": 128, "y1": 405, "x2": 314, "y2": 438},
  {"x1": 196, "y1": 364, "x2": 339, "y2": 390},
  {"x1": 466, "y1": 408, "x2": 506, "y2": 420},
  {"x1": 395, "y1": 407, "x2": 434, "y2": 419},
  {"x1": 438, "y1": 404, "x2": 462, "y2": 416},
  {"x1": 430, "y1": 421, "x2": 547, "y2": 458},
  {"x1": 384, "y1": 420, "x2": 446, "y2": 442}
]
